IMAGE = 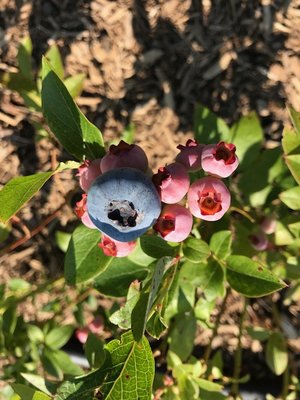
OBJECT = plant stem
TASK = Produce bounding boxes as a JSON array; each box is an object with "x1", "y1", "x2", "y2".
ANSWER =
[
  {"x1": 282, "y1": 357, "x2": 290, "y2": 400},
  {"x1": 230, "y1": 296, "x2": 248, "y2": 398},
  {"x1": 272, "y1": 300, "x2": 290, "y2": 399},
  {"x1": 204, "y1": 287, "x2": 230, "y2": 369},
  {"x1": 229, "y1": 206, "x2": 255, "y2": 223}
]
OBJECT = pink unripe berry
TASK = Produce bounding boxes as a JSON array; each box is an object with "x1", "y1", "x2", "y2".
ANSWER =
[
  {"x1": 260, "y1": 216, "x2": 277, "y2": 235},
  {"x1": 187, "y1": 176, "x2": 231, "y2": 221},
  {"x1": 98, "y1": 234, "x2": 137, "y2": 257},
  {"x1": 74, "y1": 194, "x2": 96, "y2": 229},
  {"x1": 249, "y1": 232, "x2": 269, "y2": 251},
  {"x1": 88, "y1": 316, "x2": 104, "y2": 335},
  {"x1": 201, "y1": 141, "x2": 239, "y2": 178},
  {"x1": 77, "y1": 159, "x2": 102, "y2": 192},
  {"x1": 75, "y1": 327, "x2": 89, "y2": 344},
  {"x1": 154, "y1": 204, "x2": 193, "y2": 242},
  {"x1": 100, "y1": 140, "x2": 148, "y2": 173},
  {"x1": 75, "y1": 316, "x2": 104, "y2": 344},
  {"x1": 175, "y1": 139, "x2": 203, "y2": 172},
  {"x1": 152, "y1": 162, "x2": 190, "y2": 204}
]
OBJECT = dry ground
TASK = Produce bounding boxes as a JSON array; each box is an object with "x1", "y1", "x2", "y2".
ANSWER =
[{"x1": 0, "y1": 0, "x2": 300, "y2": 391}]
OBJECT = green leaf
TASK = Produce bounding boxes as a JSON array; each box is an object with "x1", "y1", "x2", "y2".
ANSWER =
[
  {"x1": 94, "y1": 258, "x2": 149, "y2": 297},
  {"x1": 246, "y1": 326, "x2": 270, "y2": 341},
  {"x1": 179, "y1": 260, "x2": 224, "y2": 301},
  {"x1": 57, "y1": 369, "x2": 106, "y2": 400},
  {"x1": 199, "y1": 389, "x2": 226, "y2": 400},
  {"x1": 27, "y1": 324, "x2": 44, "y2": 343},
  {"x1": 41, "y1": 348, "x2": 63, "y2": 379},
  {"x1": 64, "y1": 73, "x2": 86, "y2": 98},
  {"x1": 3, "y1": 305, "x2": 17, "y2": 335},
  {"x1": 85, "y1": 333, "x2": 105, "y2": 369},
  {"x1": 140, "y1": 235, "x2": 178, "y2": 258},
  {"x1": 146, "y1": 310, "x2": 168, "y2": 339},
  {"x1": 45, "y1": 325, "x2": 73, "y2": 349},
  {"x1": 55, "y1": 231, "x2": 72, "y2": 253},
  {"x1": 0, "y1": 221, "x2": 10, "y2": 243},
  {"x1": 288, "y1": 106, "x2": 300, "y2": 134},
  {"x1": 64, "y1": 224, "x2": 112, "y2": 284},
  {"x1": 128, "y1": 239, "x2": 155, "y2": 266},
  {"x1": 17, "y1": 36, "x2": 33, "y2": 81},
  {"x1": 226, "y1": 255, "x2": 286, "y2": 297},
  {"x1": 194, "y1": 297, "x2": 215, "y2": 322},
  {"x1": 194, "y1": 104, "x2": 230, "y2": 144},
  {"x1": 282, "y1": 125, "x2": 300, "y2": 185},
  {"x1": 183, "y1": 238, "x2": 210, "y2": 263},
  {"x1": 0, "y1": 71, "x2": 35, "y2": 92},
  {"x1": 183, "y1": 260, "x2": 224, "y2": 301},
  {"x1": 282, "y1": 126, "x2": 300, "y2": 155},
  {"x1": 209, "y1": 230, "x2": 232, "y2": 260},
  {"x1": 109, "y1": 283, "x2": 140, "y2": 329},
  {"x1": 44, "y1": 44, "x2": 64, "y2": 80},
  {"x1": 11, "y1": 384, "x2": 50, "y2": 400},
  {"x1": 238, "y1": 147, "x2": 286, "y2": 207},
  {"x1": 0, "y1": 162, "x2": 79, "y2": 223},
  {"x1": 228, "y1": 112, "x2": 264, "y2": 170},
  {"x1": 193, "y1": 378, "x2": 223, "y2": 392},
  {"x1": 284, "y1": 154, "x2": 300, "y2": 186},
  {"x1": 50, "y1": 350, "x2": 84, "y2": 376},
  {"x1": 42, "y1": 58, "x2": 105, "y2": 160},
  {"x1": 21, "y1": 373, "x2": 57, "y2": 396},
  {"x1": 0, "y1": 171, "x2": 52, "y2": 223},
  {"x1": 8, "y1": 278, "x2": 30, "y2": 292},
  {"x1": 100, "y1": 331, "x2": 154, "y2": 400},
  {"x1": 173, "y1": 370, "x2": 199, "y2": 400},
  {"x1": 266, "y1": 332, "x2": 288, "y2": 375},
  {"x1": 168, "y1": 311, "x2": 197, "y2": 361},
  {"x1": 279, "y1": 186, "x2": 300, "y2": 210},
  {"x1": 275, "y1": 220, "x2": 295, "y2": 246},
  {"x1": 131, "y1": 257, "x2": 171, "y2": 342}
]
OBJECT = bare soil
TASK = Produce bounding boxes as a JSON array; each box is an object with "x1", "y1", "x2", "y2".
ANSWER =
[{"x1": 0, "y1": 0, "x2": 300, "y2": 392}]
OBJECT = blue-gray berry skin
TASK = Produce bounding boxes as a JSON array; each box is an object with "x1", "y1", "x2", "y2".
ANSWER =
[{"x1": 87, "y1": 167, "x2": 161, "y2": 242}]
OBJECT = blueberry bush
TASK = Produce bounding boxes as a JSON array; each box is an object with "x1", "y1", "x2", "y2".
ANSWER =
[{"x1": 0, "y1": 50, "x2": 300, "y2": 400}]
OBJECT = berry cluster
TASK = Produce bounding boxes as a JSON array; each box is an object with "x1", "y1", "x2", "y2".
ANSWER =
[{"x1": 75, "y1": 139, "x2": 238, "y2": 257}]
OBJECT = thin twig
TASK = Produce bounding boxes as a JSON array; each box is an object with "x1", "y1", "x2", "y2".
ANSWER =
[
  {"x1": 204, "y1": 287, "x2": 230, "y2": 369},
  {"x1": 0, "y1": 205, "x2": 64, "y2": 256},
  {"x1": 230, "y1": 206, "x2": 255, "y2": 223},
  {"x1": 230, "y1": 296, "x2": 248, "y2": 398}
]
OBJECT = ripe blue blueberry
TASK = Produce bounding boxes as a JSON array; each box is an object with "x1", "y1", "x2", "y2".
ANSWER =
[{"x1": 87, "y1": 167, "x2": 161, "y2": 242}]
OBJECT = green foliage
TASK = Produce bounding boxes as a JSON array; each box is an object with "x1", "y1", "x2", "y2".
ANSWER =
[
  {"x1": 93, "y1": 258, "x2": 149, "y2": 297},
  {"x1": 266, "y1": 332, "x2": 288, "y2": 376},
  {"x1": 282, "y1": 115, "x2": 300, "y2": 185},
  {"x1": 226, "y1": 255, "x2": 286, "y2": 297},
  {"x1": 0, "y1": 37, "x2": 86, "y2": 118},
  {"x1": 183, "y1": 237, "x2": 210, "y2": 263},
  {"x1": 194, "y1": 104, "x2": 230, "y2": 144},
  {"x1": 131, "y1": 257, "x2": 173, "y2": 342},
  {"x1": 10, "y1": 384, "x2": 50, "y2": 400},
  {"x1": 64, "y1": 224, "x2": 112, "y2": 284},
  {"x1": 140, "y1": 235, "x2": 178, "y2": 258},
  {"x1": 0, "y1": 161, "x2": 79, "y2": 223},
  {"x1": 279, "y1": 186, "x2": 300, "y2": 210},
  {"x1": 84, "y1": 333, "x2": 105, "y2": 369},
  {"x1": 194, "y1": 106, "x2": 264, "y2": 170},
  {"x1": 41, "y1": 58, "x2": 105, "y2": 160},
  {"x1": 44, "y1": 325, "x2": 73, "y2": 350},
  {"x1": 2, "y1": 62, "x2": 299, "y2": 399},
  {"x1": 209, "y1": 230, "x2": 232, "y2": 260},
  {"x1": 57, "y1": 331, "x2": 154, "y2": 400}
]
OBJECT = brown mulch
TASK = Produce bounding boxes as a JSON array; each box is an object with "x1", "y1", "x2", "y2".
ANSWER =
[{"x1": 0, "y1": 0, "x2": 300, "y2": 383}]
